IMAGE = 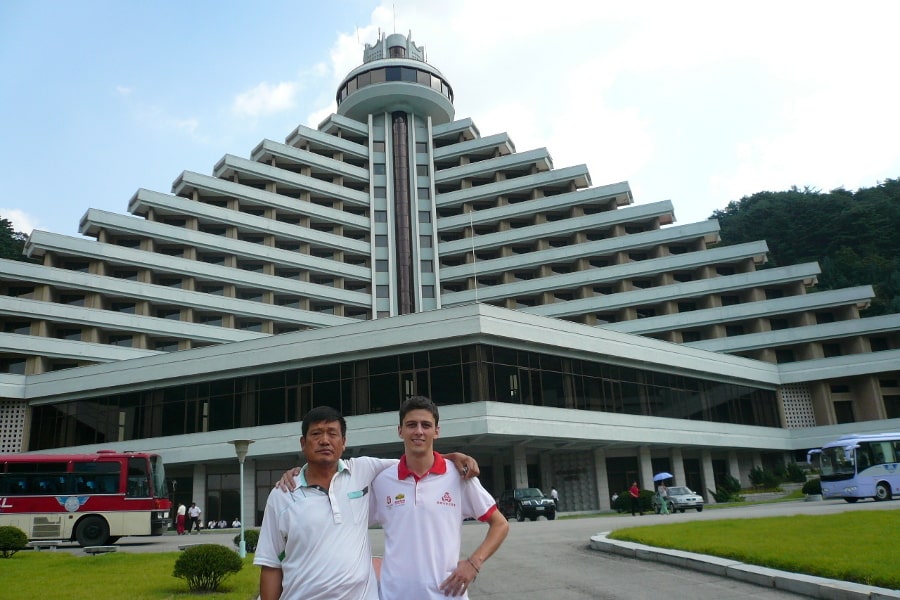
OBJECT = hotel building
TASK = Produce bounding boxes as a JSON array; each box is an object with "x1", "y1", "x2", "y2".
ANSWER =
[{"x1": 2, "y1": 32, "x2": 899, "y2": 521}]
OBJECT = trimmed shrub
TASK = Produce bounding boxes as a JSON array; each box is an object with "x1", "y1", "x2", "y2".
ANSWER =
[
  {"x1": 785, "y1": 463, "x2": 806, "y2": 483},
  {"x1": 173, "y1": 543, "x2": 243, "y2": 592},
  {"x1": 0, "y1": 525, "x2": 27, "y2": 558},
  {"x1": 611, "y1": 490, "x2": 653, "y2": 513},
  {"x1": 710, "y1": 474, "x2": 744, "y2": 503},
  {"x1": 232, "y1": 529, "x2": 259, "y2": 553},
  {"x1": 802, "y1": 477, "x2": 822, "y2": 495},
  {"x1": 749, "y1": 465, "x2": 781, "y2": 489}
]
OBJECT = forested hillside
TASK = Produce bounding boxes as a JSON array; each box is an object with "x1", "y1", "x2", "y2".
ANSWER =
[
  {"x1": 711, "y1": 178, "x2": 900, "y2": 315},
  {"x1": 0, "y1": 217, "x2": 28, "y2": 262}
]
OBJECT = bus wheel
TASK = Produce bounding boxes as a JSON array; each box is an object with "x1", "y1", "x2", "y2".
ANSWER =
[
  {"x1": 874, "y1": 483, "x2": 892, "y2": 501},
  {"x1": 76, "y1": 516, "x2": 110, "y2": 547}
]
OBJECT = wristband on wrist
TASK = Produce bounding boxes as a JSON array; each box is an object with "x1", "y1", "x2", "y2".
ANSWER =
[{"x1": 467, "y1": 558, "x2": 481, "y2": 573}]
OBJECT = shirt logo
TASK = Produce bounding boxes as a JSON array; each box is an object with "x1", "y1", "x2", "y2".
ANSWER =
[
  {"x1": 388, "y1": 493, "x2": 406, "y2": 507},
  {"x1": 437, "y1": 491, "x2": 456, "y2": 507}
]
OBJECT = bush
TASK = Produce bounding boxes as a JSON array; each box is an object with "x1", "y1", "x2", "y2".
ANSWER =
[
  {"x1": 802, "y1": 477, "x2": 822, "y2": 495},
  {"x1": 611, "y1": 489, "x2": 653, "y2": 513},
  {"x1": 710, "y1": 474, "x2": 744, "y2": 503},
  {"x1": 774, "y1": 462, "x2": 808, "y2": 483},
  {"x1": 748, "y1": 465, "x2": 781, "y2": 489},
  {"x1": 232, "y1": 529, "x2": 259, "y2": 553},
  {"x1": 0, "y1": 526, "x2": 27, "y2": 558},
  {"x1": 173, "y1": 543, "x2": 243, "y2": 592}
]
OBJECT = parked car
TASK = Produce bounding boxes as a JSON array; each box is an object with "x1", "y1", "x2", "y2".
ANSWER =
[
  {"x1": 498, "y1": 488, "x2": 557, "y2": 521},
  {"x1": 653, "y1": 485, "x2": 704, "y2": 513}
]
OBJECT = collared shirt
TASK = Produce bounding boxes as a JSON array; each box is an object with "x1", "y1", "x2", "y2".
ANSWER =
[
  {"x1": 254, "y1": 457, "x2": 396, "y2": 600},
  {"x1": 370, "y1": 452, "x2": 498, "y2": 600}
]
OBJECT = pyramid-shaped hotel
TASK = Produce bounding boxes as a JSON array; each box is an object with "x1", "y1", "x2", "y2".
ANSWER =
[{"x1": 2, "y1": 32, "x2": 898, "y2": 520}]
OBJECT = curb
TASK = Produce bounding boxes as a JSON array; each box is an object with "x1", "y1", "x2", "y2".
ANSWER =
[{"x1": 589, "y1": 532, "x2": 900, "y2": 600}]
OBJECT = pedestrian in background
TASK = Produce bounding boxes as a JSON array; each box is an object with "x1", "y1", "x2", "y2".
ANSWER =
[
  {"x1": 175, "y1": 502, "x2": 186, "y2": 535},
  {"x1": 629, "y1": 481, "x2": 643, "y2": 516},
  {"x1": 188, "y1": 502, "x2": 202, "y2": 533}
]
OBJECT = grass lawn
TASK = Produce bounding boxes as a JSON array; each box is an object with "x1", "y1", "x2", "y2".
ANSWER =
[
  {"x1": 0, "y1": 551, "x2": 260, "y2": 600},
  {"x1": 610, "y1": 510, "x2": 900, "y2": 590}
]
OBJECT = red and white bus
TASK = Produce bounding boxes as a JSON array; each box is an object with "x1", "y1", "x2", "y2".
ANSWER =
[{"x1": 0, "y1": 450, "x2": 171, "y2": 546}]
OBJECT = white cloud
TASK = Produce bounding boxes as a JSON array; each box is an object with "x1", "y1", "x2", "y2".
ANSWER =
[
  {"x1": 0, "y1": 208, "x2": 41, "y2": 234},
  {"x1": 232, "y1": 81, "x2": 299, "y2": 118},
  {"x1": 116, "y1": 85, "x2": 133, "y2": 96}
]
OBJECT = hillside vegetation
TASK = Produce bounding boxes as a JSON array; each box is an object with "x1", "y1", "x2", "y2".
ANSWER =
[{"x1": 711, "y1": 178, "x2": 900, "y2": 315}]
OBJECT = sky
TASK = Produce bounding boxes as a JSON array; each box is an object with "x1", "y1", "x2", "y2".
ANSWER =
[{"x1": 2, "y1": 1, "x2": 899, "y2": 238}]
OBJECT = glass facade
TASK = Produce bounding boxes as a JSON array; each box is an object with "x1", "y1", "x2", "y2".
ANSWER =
[
  {"x1": 337, "y1": 66, "x2": 453, "y2": 105},
  {"x1": 29, "y1": 344, "x2": 779, "y2": 450}
]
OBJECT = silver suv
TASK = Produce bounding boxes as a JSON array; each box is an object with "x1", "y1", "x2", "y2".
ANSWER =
[{"x1": 654, "y1": 485, "x2": 704, "y2": 513}]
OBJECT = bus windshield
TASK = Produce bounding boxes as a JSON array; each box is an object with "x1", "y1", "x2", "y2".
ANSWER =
[
  {"x1": 819, "y1": 446, "x2": 856, "y2": 478},
  {"x1": 150, "y1": 455, "x2": 166, "y2": 498}
]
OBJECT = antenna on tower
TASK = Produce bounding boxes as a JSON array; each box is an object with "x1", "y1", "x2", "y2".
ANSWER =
[{"x1": 393, "y1": 3, "x2": 397, "y2": 33}]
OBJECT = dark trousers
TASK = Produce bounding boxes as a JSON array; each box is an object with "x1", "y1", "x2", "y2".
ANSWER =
[
  {"x1": 189, "y1": 516, "x2": 201, "y2": 532},
  {"x1": 631, "y1": 495, "x2": 642, "y2": 516}
]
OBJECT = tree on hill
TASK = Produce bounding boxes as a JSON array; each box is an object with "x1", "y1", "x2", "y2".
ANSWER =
[
  {"x1": 711, "y1": 179, "x2": 900, "y2": 315},
  {"x1": 0, "y1": 217, "x2": 29, "y2": 261}
]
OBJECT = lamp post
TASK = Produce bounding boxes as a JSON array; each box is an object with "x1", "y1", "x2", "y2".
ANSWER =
[{"x1": 230, "y1": 439, "x2": 254, "y2": 558}]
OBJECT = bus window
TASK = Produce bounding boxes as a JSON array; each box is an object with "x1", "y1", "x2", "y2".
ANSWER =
[
  {"x1": 74, "y1": 461, "x2": 121, "y2": 494},
  {"x1": 127, "y1": 457, "x2": 150, "y2": 498}
]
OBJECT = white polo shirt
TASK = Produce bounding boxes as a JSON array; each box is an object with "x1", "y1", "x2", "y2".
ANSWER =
[
  {"x1": 370, "y1": 452, "x2": 498, "y2": 600},
  {"x1": 254, "y1": 457, "x2": 396, "y2": 600}
]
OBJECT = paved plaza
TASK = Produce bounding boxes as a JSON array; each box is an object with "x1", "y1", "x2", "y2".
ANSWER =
[{"x1": 39, "y1": 498, "x2": 899, "y2": 599}]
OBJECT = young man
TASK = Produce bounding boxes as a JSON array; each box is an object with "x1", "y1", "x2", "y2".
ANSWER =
[
  {"x1": 187, "y1": 501, "x2": 202, "y2": 533},
  {"x1": 257, "y1": 406, "x2": 479, "y2": 600},
  {"x1": 370, "y1": 396, "x2": 509, "y2": 599}
]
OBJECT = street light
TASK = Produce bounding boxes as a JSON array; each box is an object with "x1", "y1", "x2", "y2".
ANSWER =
[{"x1": 230, "y1": 439, "x2": 254, "y2": 558}]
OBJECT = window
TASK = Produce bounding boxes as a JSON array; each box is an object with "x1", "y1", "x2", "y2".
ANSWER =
[
  {"x1": 108, "y1": 334, "x2": 133, "y2": 347},
  {"x1": 418, "y1": 210, "x2": 431, "y2": 223},
  {"x1": 420, "y1": 260, "x2": 433, "y2": 273},
  {"x1": 415, "y1": 142, "x2": 428, "y2": 154},
  {"x1": 417, "y1": 187, "x2": 431, "y2": 199},
  {"x1": 422, "y1": 285, "x2": 435, "y2": 299},
  {"x1": 374, "y1": 210, "x2": 388, "y2": 223},
  {"x1": 373, "y1": 164, "x2": 386, "y2": 175},
  {"x1": 376, "y1": 260, "x2": 389, "y2": 272},
  {"x1": 416, "y1": 165, "x2": 429, "y2": 177},
  {"x1": 375, "y1": 235, "x2": 388, "y2": 247},
  {"x1": 111, "y1": 302, "x2": 136, "y2": 314},
  {"x1": 374, "y1": 187, "x2": 387, "y2": 199},
  {"x1": 419, "y1": 235, "x2": 432, "y2": 248},
  {"x1": 376, "y1": 285, "x2": 390, "y2": 298},
  {"x1": 373, "y1": 141, "x2": 386, "y2": 152}
]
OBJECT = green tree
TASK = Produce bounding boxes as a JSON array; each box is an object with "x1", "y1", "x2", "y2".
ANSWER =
[
  {"x1": 0, "y1": 216, "x2": 29, "y2": 261},
  {"x1": 712, "y1": 179, "x2": 900, "y2": 316}
]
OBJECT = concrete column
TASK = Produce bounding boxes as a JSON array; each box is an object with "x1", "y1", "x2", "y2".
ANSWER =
[
  {"x1": 701, "y1": 450, "x2": 716, "y2": 504},
  {"x1": 540, "y1": 452, "x2": 553, "y2": 494},
  {"x1": 242, "y1": 458, "x2": 256, "y2": 528},
  {"x1": 593, "y1": 448, "x2": 610, "y2": 510},
  {"x1": 727, "y1": 450, "x2": 740, "y2": 482},
  {"x1": 192, "y1": 462, "x2": 206, "y2": 514},
  {"x1": 512, "y1": 445, "x2": 528, "y2": 488},
  {"x1": 492, "y1": 454, "x2": 505, "y2": 499},
  {"x1": 671, "y1": 447, "x2": 686, "y2": 486},
  {"x1": 638, "y1": 446, "x2": 653, "y2": 491}
]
